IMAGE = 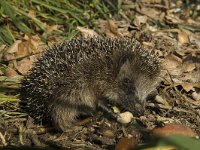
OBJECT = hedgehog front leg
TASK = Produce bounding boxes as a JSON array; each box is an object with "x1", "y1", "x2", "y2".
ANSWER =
[
  {"x1": 97, "y1": 100, "x2": 118, "y2": 120},
  {"x1": 51, "y1": 104, "x2": 78, "y2": 131}
]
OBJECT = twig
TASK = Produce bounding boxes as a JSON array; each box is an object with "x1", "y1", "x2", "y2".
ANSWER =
[{"x1": 0, "y1": 131, "x2": 7, "y2": 146}]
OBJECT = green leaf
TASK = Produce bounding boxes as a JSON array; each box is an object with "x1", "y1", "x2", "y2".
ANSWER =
[
  {"x1": 31, "y1": 0, "x2": 85, "y2": 25},
  {"x1": 0, "y1": 0, "x2": 16, "y2": 19},
  {"x1": 0, "y1": 0, "x2": 32, "y2": 33},
  {"x1": 0, "y1": 26, "x2": 15, "y2": 44},
  {"x1": 158, "y1": 135, "x2": 200, "y2": 150},
  {"x1": 136, "y1": 135, "x2": 200, "y2": 150},
  {"x1": 12, "y1": 5, "x2": 46, "y2": 32},
  {"x1": 13, "y1": 19, "x2": 32, "y2": 33}
]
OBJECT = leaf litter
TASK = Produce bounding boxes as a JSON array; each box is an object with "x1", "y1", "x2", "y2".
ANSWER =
[{"x1": 0, "y1": 0, "x2": 200, "y2": 149}]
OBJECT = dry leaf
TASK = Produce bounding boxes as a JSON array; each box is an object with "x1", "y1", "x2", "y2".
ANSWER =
[
  {"x1": 164, "y1": 77, "x2": 183, "y2": 85},
  {"x1": 28, "y1": 9, "x2": 47, "y2": 32},
  {"x1": 107, "y1": 20, "x2": 123, "y2": 37},
  {"x1": 133, "y1": 15, "x2": 148, "y2": 27},
  {"x1": 77, "y1": 26, "x2": 98, "y2": 38},
  {"x1": 193, "y1": 83, "x2": 200, "y2": 89},
  {"x1": 140, "y1": 0, "x2": 170, "y2": 8},
  {"x1": 28, "y1": 9, "x2": 36, "y2": 18},
  {"x1": 16, "y1": 35, "x2": 44, "y2": 58},
  {"x1": 181, "y1": 83, "x2": 194, "y2": 92},
  {"x1": 139, "y1": 6, "x2": 164, "y2": 21},
  {"x1": 46, "y1": 24, "x2": 59, "y2": 33},
  {"x1": 165, "y1": 12, "x2": 183, "y2": 24},
  {"x1": 180, "y1": 72, "x2": 200, "y2": 83},
  {"x1": 16, "y1": 58, "x2": 33, "y2": 75},
  {"x1": 7, "y1": 40, "x2": 21, "y2": 53},
  {"x1": 0, "y1": 45, "x2": 6, "y2": 52},
  {"x1": 182, "y1": 63, "x2": 196, "y2": 72},
  {"x1": 178, "y1": 30, "x2": 189, "y2": 44},
  {"x1": 3, "y1": 53, "x2": 15, "y2": 61},
  {"x1": 95, "y1": 19, "x2": 122, "y2": 37},
  {"x1": 189, "y1": 33, "x2": 200, "y2": 48},
  {"x1": 162, "y1": 54, "x2": 182, "y2": 75},
  {"x1": 155, "y1": 95, "x2": 169, "y2": 106},
  {"x1": 4, "y1": 67, "x2": 18, "y2": 77}
]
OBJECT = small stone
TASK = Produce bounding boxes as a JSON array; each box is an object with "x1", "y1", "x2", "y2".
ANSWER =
[
  {"x1": 117, "y1": 111, "x2": 133, "y2": 124},
  {"x1": 192, "y1": 92, "x2": 200, "y2": 101}
]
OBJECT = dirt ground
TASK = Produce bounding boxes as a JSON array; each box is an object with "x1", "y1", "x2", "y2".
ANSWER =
[{"x1": 0, "y1": 1, "x2": 200, "y2": 149}]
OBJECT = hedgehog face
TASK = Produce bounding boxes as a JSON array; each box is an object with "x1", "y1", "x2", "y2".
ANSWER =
[
  {"x1": 104, "y1": 58, "x2": 159, "y2": 116},
  {"x1": 116, "y1": 60, "x2": 146, "y2": 115},
  {"x1": 117, "y1": 74, "x2": 159, "y2": 116},
  {"x1": 118, "y1": 76, "x2": 145, "y2": 116}
]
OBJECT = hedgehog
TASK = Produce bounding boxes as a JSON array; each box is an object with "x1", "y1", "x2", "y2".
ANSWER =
[{"x1": 20, "y1": 37, "x2": 160, "y2": 131}]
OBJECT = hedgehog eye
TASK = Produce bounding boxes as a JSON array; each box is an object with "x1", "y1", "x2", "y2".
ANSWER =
[{"x1": 122, "y1": 78, "x2": 131, "y2": 88}]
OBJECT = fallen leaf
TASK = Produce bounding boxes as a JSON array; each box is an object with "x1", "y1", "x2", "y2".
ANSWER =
[
  {"x1": 0, "y1": 45, "x2": 6, "y2": 53},
  {"x1": 181, "y1": 83, "x2": 194, "y2": 92},
  {"x1": 164, "y1": 77, "x2": 183, "y2": 85},
  {"x1": 162, "y1": 54, "x2": 182, "y2": 75},
  {"x1": 182, "y1": 63, "x2": 196, "y2": 73},
  {"x1": 16, "y1": 35, "x2": 44, "y2": 58},
  {"x1": 95, "y1": 19, "x2": 122, "y2": 37},
  {"x1": 28, "y1": 9, "x2": 36, "y2": 18},
  {"x1": 7, "y1": 40, "x2": 21, "y2": 53},
  {"x1": 133, "y1": 15, "x2": 148, "y2": 27},
  {"x1": 107, "y1": 19, "x2": 123, "y2": 37},
  {"x1": 178, "y1": 30, "x2": 189, "y2": 44},
  {"x1": 180, "y1": 71, "x2": 200, "y2": 83},
  {"x1": 46, "y1": 24, "x2": 59, "y2": 33},
  {"x1": 140, "y1": 6, "x2": 164, "y2": 21},
  {"x1": 4, "y1": 67, "x2": 18, "y2": 77},
  {"x1": 3, "y1": 53, "x2": 15, "y2": 61},
  {"x1": 189, "y1": 32, "x2": 200, "y2": 48},
  {"x1": 155, "y1": 95, "x2": 169, "y2": 106},
  {"x1": 16, "y1": 58, "x2": 33, "y2": 75},
  {"x1": 77, "y1": 26, "x2": 98, "y2": 38},
  {"x1": 165, "y1": 12, "x2": 183, "y2": 24}
]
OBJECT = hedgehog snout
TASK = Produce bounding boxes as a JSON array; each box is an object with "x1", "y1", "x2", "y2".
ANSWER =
[
  {"x1": 123, "y1": 94, "x2": 145, "y2": 116},
  {"x1": 133, "y1": 103, "x2": 145, "y2": 116}
]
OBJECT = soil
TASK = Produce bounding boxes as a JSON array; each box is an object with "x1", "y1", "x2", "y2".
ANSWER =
[{"x1": 0, "y1": 1, "x2": 200, "y2": 149}]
